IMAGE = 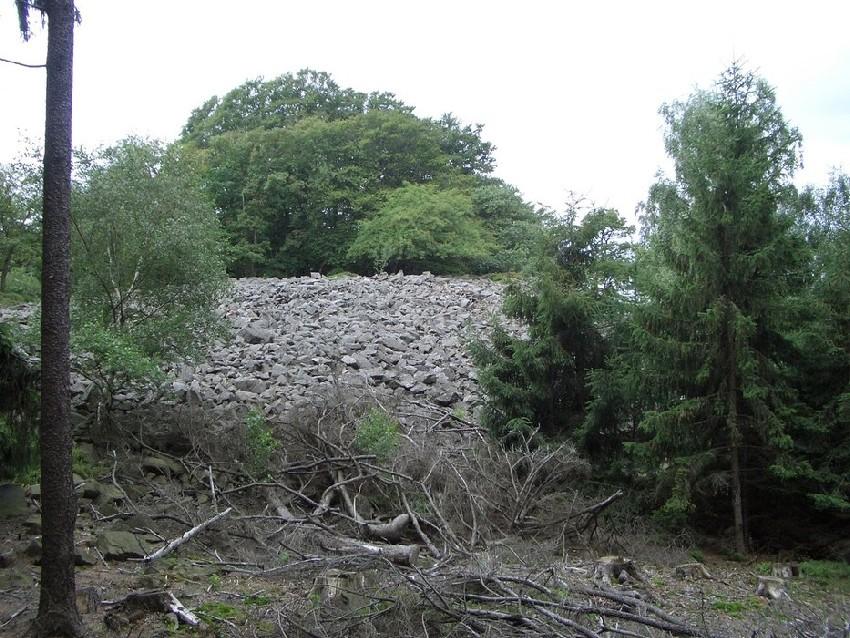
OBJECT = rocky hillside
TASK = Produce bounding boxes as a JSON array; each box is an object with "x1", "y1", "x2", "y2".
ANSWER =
[{"x1": 163, "y1": 273, "x2": 505, "y2": 417}]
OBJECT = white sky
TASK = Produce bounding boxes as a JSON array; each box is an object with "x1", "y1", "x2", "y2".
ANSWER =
[{"x1": 1, "y1": 1, "x2": 848, "y2": 221}]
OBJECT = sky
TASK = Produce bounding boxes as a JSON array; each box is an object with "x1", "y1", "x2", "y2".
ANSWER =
[{"x1": 1, "y1": 1, "x2": 848, "y2": 221}]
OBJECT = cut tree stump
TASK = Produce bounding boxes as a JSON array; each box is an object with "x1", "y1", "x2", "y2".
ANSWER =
[
  {"x1": 771, "y1": 563, "x2": 799, "y2": 578},
  {"x1": 674, "y1": 562, "x2": 712, "y2": 580},
  {"x1": 756, "y1": 576, "x2": 787, "y2": 600},
  {"x1": 593, "y1": 556, "x2": 645, "y2": 585}
]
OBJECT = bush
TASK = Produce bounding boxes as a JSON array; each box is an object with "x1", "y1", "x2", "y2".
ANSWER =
[
  {"x1": 70, "y1": 138, "x2": 229, "y2": 415},
  {"x1": 244, "y1": 409, "x2": 279, "y2": 476},
  {"x1": 354, "y1": 409, "x2": 400, "y2": 460}
]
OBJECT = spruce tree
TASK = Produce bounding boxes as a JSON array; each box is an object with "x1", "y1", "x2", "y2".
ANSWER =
[{"x1": 633, "y1": 64, "x2": 803, "y2": 554}]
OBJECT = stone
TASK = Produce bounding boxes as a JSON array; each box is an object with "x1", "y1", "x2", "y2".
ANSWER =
[
  {"x1": 96, "y1": 530, "x2": 152, "y2": 561},
  {"x1": 240, "y1": 325, "x2": 274, "y2": 344},
  {"x1": 0, "y1": 484, "x2": 29, "y2": 518},
  {"x1": 23, "y1": 514, "x2": 41, "y2": 534},
  {"x1": 141, "y1": 456, "x2": 184, "y2": 478},
  {"x1": 234, "y1": 377, "x2": 267, "y2": 394}
]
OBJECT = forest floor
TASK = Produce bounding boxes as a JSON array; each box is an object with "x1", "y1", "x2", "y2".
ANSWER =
[{"x1": 1, "y1": 398, "x2": 848, "y2": 638}]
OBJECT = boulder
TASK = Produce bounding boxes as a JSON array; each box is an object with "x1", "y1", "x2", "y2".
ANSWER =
[
  {"x1": 240, "y1": 325, "x2": 274, "y2": 344},
  {"x1": 96, "y1": 530, "x2": 152, "y2": 561},
  {"x1": 0, "y1": 484, "x2": 29, "y2": 518}
]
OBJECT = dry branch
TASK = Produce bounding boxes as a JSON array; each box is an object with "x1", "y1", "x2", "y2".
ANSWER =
[{"x1": 143, "y1": 507, "x2": 232, "y2": 563}]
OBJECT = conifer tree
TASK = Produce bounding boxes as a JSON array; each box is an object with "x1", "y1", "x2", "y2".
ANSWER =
[{"x1": 633, "y1": 64, "x2": 803, "y2": 554}]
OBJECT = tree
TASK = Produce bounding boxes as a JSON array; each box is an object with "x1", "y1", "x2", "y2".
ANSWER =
[
  {"x1": 71, "y1": 138, "x2": 228, "y2": 412},
  {"x1": 347, "y1": 183, "x2": 493, "y2": 273},
  {"x1": 632, "y1": 64, "x2": 803, "y2": 553},
  {"x1": 472, "y1": 206, "x2": 633, "y2": 442},
  {"x1": 0, "y1": 155, "x2": 41, "y2": 295},
  {"x1": 17, "y1": 0, "x2": 84, "y2": 634},
  {"x1": 186, "y1": 70, "x2": 507, "y2": 276}
]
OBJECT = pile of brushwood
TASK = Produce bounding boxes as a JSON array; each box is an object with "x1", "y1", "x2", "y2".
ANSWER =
[{"x1": 59, "y1": 387, "x2": 745, "y2": 638}]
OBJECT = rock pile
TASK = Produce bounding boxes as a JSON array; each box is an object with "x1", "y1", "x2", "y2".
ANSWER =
[{"x1": 170, "y1": 273, "x2": 505, "y2": 416}]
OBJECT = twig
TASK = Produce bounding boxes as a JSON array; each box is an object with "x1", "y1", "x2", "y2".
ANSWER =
[
  {"x1": 0, "y1": 604, "x2": 29, "y2": 629},
  {"x1": 0, "y1": 56, "x2": 45, "y2": 69}
]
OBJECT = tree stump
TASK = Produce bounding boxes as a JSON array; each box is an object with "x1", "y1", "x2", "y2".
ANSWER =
[
  {"x1": 674, "y1": 562, "x2": 712, "y2": 580},
  {"x1": 593, "y1": 556, "x2": 645, "y2": 585},
  {"x1": 770, "y1": 563, "x2": 799, "y2": 578},
  {"x1": 756, "y1": 576, "x2": 786, "y2": 600}
]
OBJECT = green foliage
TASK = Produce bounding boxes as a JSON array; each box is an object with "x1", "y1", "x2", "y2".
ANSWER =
[
  {"x1": 72, "y1": 321, "x2": 164, "y2": 409},
  {"x1": 472, "y1": 206, "x2": 633, "y2": 444},
  {"x1": 354, "y1": 409, "x2": 400, "y2": 460},
  {"x1": 625, "y1": 64, "x2": 807, "y2": 545},
  {"x1": 70, "y1": 138, "x2": 229, "y2": 410},
  {"x1": 711, "y1": 596, "x2": 763, "y2": 616},
  {"x1": 244, "y1": 409, "x2": 279, "y2": 476},
  {"x1": 800, "y1": 560, "x2": 850, "y2": 590},
  {"x1": 0, "y1": 150, "x2": 41, "y2": 298},
  {"x1": 71, "y1": 445, "x2": 105, "y2": 480},
  {"x1": 347, "y1": 184, "x2": 493, "y2": 273},
  {"x1": 0, "y1": 267, "x2": 40, "y2": 306},
  {"x1": 184, "y1": 69, "x2": 538, "y2": 277},
  {"x1": 0, "y1": 322, "x2": 38, "y2": 479}
]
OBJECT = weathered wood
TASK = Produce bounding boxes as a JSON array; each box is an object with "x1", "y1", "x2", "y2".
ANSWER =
[
  {"x1": 756, "y1": 575, "x2": 786, "y2": 600},
  {"x1": 365, "y1": 513, "x2": 411, "y2": 542},
  {"x1": 323, "y1": 538, "x2": 419, "y2": 566},
  {"x1": 104, "y1": 590, "x2": 199, "y2": 626},
  {"x1": 593, "y1": 555, "x2": 645, "y2": 585},
  {"x1": 674, "y1": 562, "x2": 712, "y2": 580},
  {"x1": 770, "y1": 563, "x2": 799, "y2": 578},
  {"x1": 143, "y1": 507, "x2": 232, "y2": 563}
]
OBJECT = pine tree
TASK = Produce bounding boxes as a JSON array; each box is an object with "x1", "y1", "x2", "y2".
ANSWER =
[{"x1": 633, "y1": 64, "x2": 803, "y2": 554}]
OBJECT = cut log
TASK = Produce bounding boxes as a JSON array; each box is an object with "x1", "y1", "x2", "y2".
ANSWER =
[
  {"x1": 365, "y1": 513, "x2": 411, "y2": 542},
  {"x1": 322, "y1": 537, "x2": 419, "y2": 566},
  {"x1": 674, "y1": 562, "x2": 712, "y2": 580},
  {"x1": 593, "y1": 555, "x2": 645, "y2": 585},
  {"x1": 756, "y1": 575, "x2": 786, "y2": 600}
]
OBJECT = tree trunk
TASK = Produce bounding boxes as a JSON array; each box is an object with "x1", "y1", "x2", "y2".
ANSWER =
[
  {"x1": 34, "y1": 0, "x2": 82, "y2": 636},
  {"x1": 725, "y1": 303, "x2": 747, "y2": 556},
  {"x1": 0, "y1": 244, "x2": 13, "y2": 292}
]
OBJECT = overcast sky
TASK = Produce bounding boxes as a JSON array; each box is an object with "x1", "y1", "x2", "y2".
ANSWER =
[{"x1": 2, "y1": 1, "x2": 848, "y2": 220}]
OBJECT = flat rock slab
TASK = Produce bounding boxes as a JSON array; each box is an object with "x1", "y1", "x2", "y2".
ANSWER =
[
  {"x1": 0, "y1": 484, "x2": 29, "y2": 518},
  {"x1": 97, "y1": 530, "x2": 154, "y2": 561}
]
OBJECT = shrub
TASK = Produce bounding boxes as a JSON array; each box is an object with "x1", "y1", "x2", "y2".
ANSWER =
[
  {"x1": 244, "y1": 409, "x2": 279, "y2": 476},
  {"x1": 354, "y1": 409, "x2": 400, "y2": 460}
]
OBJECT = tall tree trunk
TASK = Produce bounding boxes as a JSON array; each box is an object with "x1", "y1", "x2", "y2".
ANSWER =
[
  {"x1": 725, "y1": 302, "x2": 747, "y2": 556},
  {"x1": 0, "y1": 244, "x2": 13, "y2": 292},
  {"x1": 34, "y1": 0, "x2": 82, "y2": 635}
]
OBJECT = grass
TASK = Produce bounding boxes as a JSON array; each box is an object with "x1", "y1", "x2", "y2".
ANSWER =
[
  {"x1": 711, "y1": 596, "x2": 764, "y2": 617},
  {"x1": 800, "y1": 560, "x2": 850, "y2": 591},
  {"x1": 0, "y1": 268, "x2": 40, "y2": 307}
]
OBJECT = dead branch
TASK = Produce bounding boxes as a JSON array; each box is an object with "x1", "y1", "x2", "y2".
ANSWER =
[{"x1": 143, "y1": 507, "x2": 232, "y2": 563}]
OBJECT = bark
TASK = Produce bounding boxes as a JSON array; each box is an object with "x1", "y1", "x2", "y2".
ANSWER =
[
  {"x1": 725, "y1": 302, "x2": 747, "y2": 556},
  {"x1": 0, "y1": 244, "x2": 13, "y2": 292},
  {"x1": 33, "y1": 1, "x2": 82, "y2": 636}
]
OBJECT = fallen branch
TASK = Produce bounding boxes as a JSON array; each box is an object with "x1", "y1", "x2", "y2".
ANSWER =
[
  {"x1": 143, "y1": 507, "x2": 232, "y2": 563},
  {"x1": 321, "y1": 537, "x2": 419, "y2": 566},
  {"x1": 104, "y1": 590, "x2": 199, "y2": 626}
]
